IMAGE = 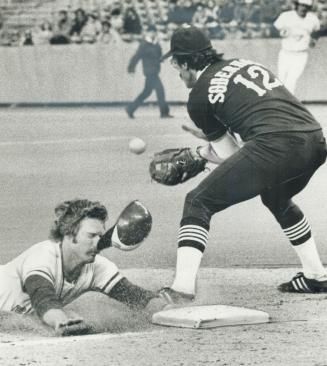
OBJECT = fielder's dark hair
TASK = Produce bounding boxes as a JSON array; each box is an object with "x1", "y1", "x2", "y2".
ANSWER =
[
  {"x1": 49, "y1": 198, "x2": 108, "y2": 242},
  {"x1": 174, "y1": 48, "x2": 223, "y2": 71}
]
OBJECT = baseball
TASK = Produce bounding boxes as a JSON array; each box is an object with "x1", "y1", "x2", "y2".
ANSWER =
[{"x1": 129, "y1": 137, "x2": 146, "y2": 155}]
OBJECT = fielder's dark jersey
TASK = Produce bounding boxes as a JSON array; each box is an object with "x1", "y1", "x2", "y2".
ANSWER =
[{"x1": 187, "y1": 58, "x2": 321, "y2": 142}]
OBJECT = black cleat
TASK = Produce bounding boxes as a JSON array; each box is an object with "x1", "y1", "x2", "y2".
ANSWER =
[
  {"x1": 125, "y1": 106, "x2": 135, "y2": 119},
  {"x1": 159, "y1": 287, "x2": 195, "y2": 305},
  {"x1": 278, "y1": 272, "x2": 327, "y2": 293}
]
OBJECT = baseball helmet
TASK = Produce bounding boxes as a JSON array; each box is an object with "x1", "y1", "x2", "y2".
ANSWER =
[{"x1": 97, "y1": 200, "x2": 152, "y2": 251}]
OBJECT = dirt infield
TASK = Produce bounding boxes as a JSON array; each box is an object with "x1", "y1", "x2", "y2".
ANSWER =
[{"x1": 1, "y1": 268, "x2": 327, "y2": 366}]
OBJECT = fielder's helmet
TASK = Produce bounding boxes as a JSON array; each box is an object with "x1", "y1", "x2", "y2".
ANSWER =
[{"x1": 162, "y1": 25, "x2": 213, "y2": 60}]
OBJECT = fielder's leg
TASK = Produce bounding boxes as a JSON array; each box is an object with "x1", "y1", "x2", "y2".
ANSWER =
[
  {"x1": 170, "y1": 148, "x2": 269, "y2": 297},
  {"x1": 261, "y1": 178, "x2": 327, "y2": 293},
  {"x1": 261, "y1": 192, "x2": 326, "y2": 279},
  {"x1": 169, "y1": 131, "x2": 327, "y2": 297}
]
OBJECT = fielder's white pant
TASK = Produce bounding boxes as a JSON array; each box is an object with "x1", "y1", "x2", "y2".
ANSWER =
[{"x1": 277, "y1": 49, "x2": 308, "y2": 95}]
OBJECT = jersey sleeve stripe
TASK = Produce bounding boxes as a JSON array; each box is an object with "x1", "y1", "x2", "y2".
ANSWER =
[
  {"x1": 24, "y1": 270, "x2": 54, "y2": 286},
  {"x1": 101, "y1": 272, "x2": 123, "y2": 294}
]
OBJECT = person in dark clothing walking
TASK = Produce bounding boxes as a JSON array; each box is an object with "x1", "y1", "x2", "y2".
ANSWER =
[{"x1": 126, "y1": 25, "x2": 172, "y2": 119}]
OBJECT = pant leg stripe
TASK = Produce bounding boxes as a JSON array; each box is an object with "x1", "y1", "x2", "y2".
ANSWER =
[
  {"x1": 284, "y1": 221, "x2": 309, "y2": 236},
  {"x1": 178, "y1": 225, "x2": 209, "y2": 252},
  {"x1": 284, "y1": 217, "x2": 306, "y2": 233},
  {"x1": 291, "y1": 231, "x2": 312, "y2": 246},
  {"x1": 178, "y1": 235, "x2": 207, "y2": 246},
  {"x1": 179, "y1": 225, "x2": 209, "y2": 236},
  {"x1": 286, "y1": 225, "x2": 311, "y2": 240},
  {"x1": 178, "y1": 231, "x2": 208, "y2": 241},
  {"x1": 179, "y1": 230, "x2": 208, "y2": 239}
]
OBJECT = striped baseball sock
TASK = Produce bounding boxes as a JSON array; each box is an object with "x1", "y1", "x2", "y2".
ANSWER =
[
  {"x1": 171, "y1": 224, "x2": 209, "y2": 295},
  {"x1": 283, "y1": 217, "x2": 326, "y2": 280}
]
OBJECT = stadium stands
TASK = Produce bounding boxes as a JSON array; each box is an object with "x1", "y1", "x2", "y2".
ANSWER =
[{"x1": 0, "y1": 0, "x2": 326, "y2": 45}]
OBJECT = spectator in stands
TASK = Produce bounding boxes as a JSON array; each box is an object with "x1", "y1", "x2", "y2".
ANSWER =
[
  {"x1": 223, "y1": 19, "x2": 245, "y2": 39},
  {"x1": 70, "y1": 8, "x2": 87, "y2": 43},
  {"x1": 207, "y1": 0, "x2": 222, "y2": 15},
  {"x1": 205, "y1": 0, "x2": 225, "y2": 39},
  {"x1": 260, "y1": 0, "x2": 282, "y2": 24},
  {"x1": 316, "y1": 6, "x2": 327, "y2": 37},
  {"x1": 206, "y1": 0, "x2": 223, "y2": 22},
  {"x1": 258, "y1": 22, "x2": 273, "y2": 38},
  {"x1": 111, "y1": 0, "x2": 124, "y2": 13},
  {"x1": 235, "y1": 0, "x2": 261, "y2": 30},
  {"x1": 167, "y1": 0, "x2": 197, "y2": 30},
  {"x1": 191, "y1": 3, "x2": 213, "y2": 32},
  {"x1": 81, "y1": 12, "x2": 102, "y2": 43},
  {"x1": 33, "y1": 20, "x2": 53, "y2": 45},
  {"x1": 126, "y1": 24, "x2": 171, "y2": 119},
  {"x1": 218, "y1": 0, "x2": 236, "y2": 25},
  {"x1": 97, "y1": 20, "x2": 122, "y2": 44},
  {"x1": 7, "y1": 30, "x2": 20, "y2": 47},
  {"x1": 0, "y1": 14, "x2": 11, "y2": 46},
  {"x1": 122, "y1": 4, "x2": 142, "y2": 35},
  {"x1": 50, "y1": 10, "x2": 72, "y2": 45},
  {"x1": 110, "y1": 8, "x2": 124, "y2": 34},
  {"x1": 100, "y1": 5, "x2": 112, "y2": 22},
  {"x1": 20, "y1": 29, "x2": 33, "y2": 46},
  {"x1": 242, "y1": 21, "x2": 262, "y2": 39}
]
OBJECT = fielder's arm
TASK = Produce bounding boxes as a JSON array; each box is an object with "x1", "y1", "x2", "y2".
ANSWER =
[{"x1": 197, "y1": 132, "x2": 241, "y2": 165}]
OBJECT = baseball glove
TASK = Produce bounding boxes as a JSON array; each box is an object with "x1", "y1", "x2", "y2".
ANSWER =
[
  {"x1": 56, "y1": 319, "x2": 93, "y2": 337},
  {"x1": 149, "y1": 148, "x2": 207, "y2": 186}
]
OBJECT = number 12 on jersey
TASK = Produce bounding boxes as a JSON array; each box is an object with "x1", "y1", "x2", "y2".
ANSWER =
[{"x1": 234, "y1": 65, "x2": 283, "y2": 96}]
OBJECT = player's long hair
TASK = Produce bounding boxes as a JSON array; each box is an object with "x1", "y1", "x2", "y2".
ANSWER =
[
  {"x1": 49, "y1": 199, "x2": 108, "y2": 242},
  {"x1": 174, "y1": 48, "x2": 224, "y2": 71}
]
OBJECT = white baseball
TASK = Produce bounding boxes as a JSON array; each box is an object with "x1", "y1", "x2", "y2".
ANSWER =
[{"x1": 129, "y1": 137, "x2": 146, "y2": 155}]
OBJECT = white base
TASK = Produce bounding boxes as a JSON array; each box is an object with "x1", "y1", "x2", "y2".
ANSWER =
[{"x1": 152, "y1": 305, "x2": 270, "y2": 329}]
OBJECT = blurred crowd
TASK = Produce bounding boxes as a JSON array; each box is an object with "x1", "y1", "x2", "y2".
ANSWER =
[{"x1": 0, "y1": 0, "x2": 327, "y2": 46}]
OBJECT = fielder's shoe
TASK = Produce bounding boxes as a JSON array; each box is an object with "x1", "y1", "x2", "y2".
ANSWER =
[
  {"x1": 159, "y1": 287, "x2": 195, "y2": 305},
  {"x1": 278, "y1": 272, "x2": 327, "y2": 293},
  {"x1": 125, "y1": 105, "x2": 134, "y2": 119}
]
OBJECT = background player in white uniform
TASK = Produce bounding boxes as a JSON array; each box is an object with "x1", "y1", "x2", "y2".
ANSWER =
[
  {"x1": 0, "y1": 199, "x2": 165, "y2": 334},
  {"x1": 274, "y1": 0, "x2": 320, "y2": 94}
]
